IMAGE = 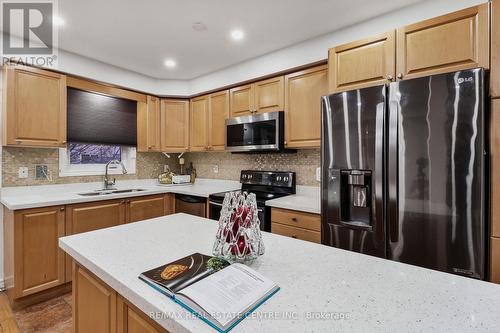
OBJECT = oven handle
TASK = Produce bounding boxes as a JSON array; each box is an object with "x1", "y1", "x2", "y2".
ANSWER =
[{"x1": 209, "y1": 201, "x2": 263, "y2": 212}]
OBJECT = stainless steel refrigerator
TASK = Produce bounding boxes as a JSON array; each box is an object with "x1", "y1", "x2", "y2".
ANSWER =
[{"x1": 321, "y1": 68, "x2": 486, "y2": 279}]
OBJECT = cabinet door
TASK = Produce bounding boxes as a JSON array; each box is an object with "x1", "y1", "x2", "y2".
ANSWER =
[
  {"x1": 65, "y1": 200, "x2": 126, "y2": 281},
  {"x1": 190, "y1": 95, "x2": 209, "y2": 152},
  {"x1": 396, "y1": 4, "x2": 489, "y2": 81},
  {"x1": 73, "y1": 264, "x2": 116, "y2": 333},
  {"x1": 328, "y1": 31, "x2": 395, "y2": 93},
  {"x1": 137, "y1": 96, "x2": 160, "y2": 152},
  {"x1": 3, "y1": 65, "x2": 67, "y2": 147},
  {"x1": 127, "y1": 195, "x2": 166, "y2": 223},
  {"x1": 117, "y1": 297, "x2": 167, "y2": 333},
  {"x1": 160, "y1": 99, "x2": 190, "y2": 152},
  {"x1": 491, "y1": 0, "x2": 500, "y2": 97},
  {"x1": 209, "y1": 90, "x2": 229, "y2": 151},
  {"x1": 13, "y1": 206, "x2": 65, "y2": 298},
  {"x1": 491, "y1": 238, "x2": 500, "y2": 283},
  {"x1": 254, "y1": 76, "x2": 284, "y2": 114},
  {"x1": 492, "y1": 100, "x2": 500, "y2": 238},
  {"x1": 230, "y1": 84, "x2": 254, "y2": 117},
  {"x1": 284, "y1": 66, "x2": 327, "y2": 148}
]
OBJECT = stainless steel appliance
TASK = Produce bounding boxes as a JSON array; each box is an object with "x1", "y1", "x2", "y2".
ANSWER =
[
  {"x1": 209, "y1": 170, "x2": 296, "y2": 231},
  {"x1": 175, "y1": 194, "x2": 207, "y2": 218},
  {"x1": 321, "y1": 68, "x2": 486, "y2": 279},
  {"x1": 225, "y1": 112, "x2": 284, "y2": 152}
]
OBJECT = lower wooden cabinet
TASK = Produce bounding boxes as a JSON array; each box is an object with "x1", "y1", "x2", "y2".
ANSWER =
[
  {"x1": 127, "y1": 195, "x2": 167, "y2": 223},
  {"x1": 73, "y1": 263, "x2": 117, "y2": 333},
  {"x1": 491, "y1": 237, "x2": 500, "y2": 283},
  {"x1": 3, "y1": 206, "x2": 66, "y2": 300},
  {"x1": 271, "y1": 208, "x2": 321, "y2": 243},
  {"x1": 73, "y1": 263, "x2": 169, "y2": 333}
]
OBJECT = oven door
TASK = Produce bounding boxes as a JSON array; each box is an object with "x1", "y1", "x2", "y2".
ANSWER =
[
  {"x1": 209, "y1": 200, "x2": 268, "y2": 232},
  {"x1": 225, "y1": 111, "x2": 283, "y2": 152}
]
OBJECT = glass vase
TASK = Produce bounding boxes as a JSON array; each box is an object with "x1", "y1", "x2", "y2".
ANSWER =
[{"x1": 212, "y1": 191, "x2": 265, "y2": 263}]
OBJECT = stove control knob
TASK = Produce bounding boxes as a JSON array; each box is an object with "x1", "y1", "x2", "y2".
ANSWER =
[
  {"x1": 248, "y1": 174, "x2": 253, "y2": 179},
  {"x1": 242, "y1": 174, "x2": 247, "y2": 179},
  {"x1": 277, "y1": 176, "x2": 282, "y2": 181},
  {"x1": 284, "y1": 176, "x2": 289, "y2": 182}
]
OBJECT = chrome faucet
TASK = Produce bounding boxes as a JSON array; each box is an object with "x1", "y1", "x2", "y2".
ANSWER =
[{"x1": 103, "y1": 159, "x2": 127, "y2": 190}]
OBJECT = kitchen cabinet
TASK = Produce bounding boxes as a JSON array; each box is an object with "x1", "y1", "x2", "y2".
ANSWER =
[
  {"x1": 491, "y1": 0, "x2": 500, "y2": 97},
  {"x1": 230, "y1": 76, "x2": 284, "y2": 117},
  {"x1": 65, "y1": 199, "x2": 126, "y2": 281},
  {"x1": 492, "y1": 99, "x2": 500, "y2": 239},
  {"x1": 396, "y1": 4, "x2": 489, "y2": 81},
  {"x1": 117, "y1": 296, "x2": 168, "y2": 333},
  {"x1": 190, "y1": 90, "x2": 229, "y2": 152},
  {"x1": 284, "y1": 65, "x2": 327, "y2": 148},
  {"x1": 190, "y1": 95, "x2": 209, "y2": 152},
  {"x1": 137, "y1": 96, "x2": 161, "y2": 152},
  {"x1": 328, "y1": 31, "x2": 395, "y2": 93},
  {"x1": 2, "y1": 65, "x2": 67, "y2": 147},
  {"x1": 160, "y1": 99, "x2": 190, "y2": 152},
  {"x1": 271, "y1": 208, "x2": 320, "y2": 243},
  {"x1": 73, "y1": 263, "x2": 117, "y2": 333},
  {"x1": 491, "y1": 238, "x2": 500, "y2": 283},
  {"x1": 209, "y1": 90, "x2": 230, "y2": 151},
  {"x1": 3, "y1": 206, "x2": 66, "y2": 300},
  {"x1": 127, "y1": 195, "x2": 167, "y2": 223}
]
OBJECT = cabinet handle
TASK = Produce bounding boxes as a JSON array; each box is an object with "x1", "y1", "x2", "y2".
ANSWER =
[
  {"x1": 120, "y1": 200, "x2": 125, "y2": 204},
  {"x1": 15, "y1": 140, "x2": 21, "y2": 144},
  {"x1": 291, "y1": 235, "x2": 297, "y2": 239},
  {"x1": 397, "y1": 73, "x2": 403, "y2": 80},
  {"x1": 386, "y1": 74, "x2": 393, "y2": 81},
  {"x1": 60, "y1": 207, "x2": 65, "y2": 211},
  {"x1": 291, "y1": 217, "x2": 297, "y2": 222},
  {"x1": 148, "y1": 145, "x2": 152, "y2": 149}
]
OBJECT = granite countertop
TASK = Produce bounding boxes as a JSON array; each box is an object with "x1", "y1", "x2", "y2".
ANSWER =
[
  {"x1": 60, "y1": 213, "x2": 500, "y2": 333},
  {"x1": 0, "y1": 179, "x2": 240, "y2": 210},
  {"x1": 265, "y1": 186, "x2": 320, "y2": 214}
]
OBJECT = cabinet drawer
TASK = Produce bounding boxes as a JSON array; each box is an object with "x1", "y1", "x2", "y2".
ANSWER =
[
  {"x1": 491, "y1": 237, "x2": 500, "y2": 283},
  {"x1": 271, "y1": 208, "x2": 320, "y2": 231},
  {"x1": 272, "y1": 223, "x2": 320, "y2": 243}
]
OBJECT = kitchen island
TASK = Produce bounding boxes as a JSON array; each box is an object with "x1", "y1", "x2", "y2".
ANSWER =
[{"x1": 59, "y1": 213, "x2": 500, "y2": 333}]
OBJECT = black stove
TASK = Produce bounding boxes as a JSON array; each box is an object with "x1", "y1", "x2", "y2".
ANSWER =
[{"x1": 208, "y1": 170, "x2": 296, "y2": 232}]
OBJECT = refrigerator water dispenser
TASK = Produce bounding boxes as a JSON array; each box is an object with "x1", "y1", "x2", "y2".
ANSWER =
[{"x1": 340, "y1": 170, "x2": 372, "y2": 230}]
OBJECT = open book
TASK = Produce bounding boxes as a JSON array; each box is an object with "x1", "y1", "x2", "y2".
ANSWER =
[{"x1": 139, "y1": 253, "x2": 279, "y2": 332}]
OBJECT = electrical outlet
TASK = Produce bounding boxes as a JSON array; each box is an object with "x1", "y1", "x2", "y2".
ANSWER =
[
  {"x1": 213, "y1": 165, "x2": 219, "y2": 174},
  {"x1": 164, "y1": 165, "x2": 168, "y2": 172},
  {"x1": 18, "y1": 167, "x2": 28, "y2": 178},
  {"x1": 316, "y1": 167, "x2": 321, "y2": 182},
  {"x1": 35, "y1": 165, "x2": 48, "y2": 179}
]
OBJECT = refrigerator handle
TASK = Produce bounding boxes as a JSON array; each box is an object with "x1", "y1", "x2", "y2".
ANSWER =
[
  {"x1": 388, "y1": 99, "x2": 399, "y2": 243},
  {"x1": 374, "y1": 102, "x2": 385, "y2": 241}
]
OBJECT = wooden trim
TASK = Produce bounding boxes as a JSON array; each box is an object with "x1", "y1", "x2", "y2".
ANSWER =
[
  {"x1": 9, "y1": 282, "x2": 71, "y2": 311},
  {"x1": 67, "y1": 76, "x2": 147, "y2": 103},
  {"x1": 396, "y1": 3, "x2": 490, "y2": 80},
  {"x1": 491, "y1": 0, "x2": 500, "y2": 97}
]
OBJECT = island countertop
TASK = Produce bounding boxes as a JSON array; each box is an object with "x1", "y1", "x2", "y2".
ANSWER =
[{"x1": 59, "y1": 213, "x2": 500, "y2": 333}]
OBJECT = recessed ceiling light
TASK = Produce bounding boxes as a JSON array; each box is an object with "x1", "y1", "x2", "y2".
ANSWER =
[
  {"x1": 164, "y1": 59, "x2": 177, "y2": 68},
  {"x1": 230, "y1": 29, "x2": 245, "y2": 41},
  {"x1": 52, "y1": 16, "x2": 65, "y2": 26}
]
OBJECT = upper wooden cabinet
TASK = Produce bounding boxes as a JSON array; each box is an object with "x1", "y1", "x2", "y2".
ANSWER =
[
  {"x1": 396, "y1": 4, "x2": 489, "y2": 81},
  {"x1": 230, "y1": 76, "x2": 284, "y2": 117},
  {"x1": 285, "y1": 65, "x2": 327, "y2": 148},
  {"x1": 137, "y1": 96, "x2": 161, "y2": 152},
  {"x1": 4, "y1": 206, "x2": 66, "y2": 300},
  {"x1": 328, "y1": 31, "x2": 395, "y2": 93},
  {"x1": 491, "y1": 0, "x2": 500, "y2": 97},
  {"x1": 190, "y1": 95, "x2": 209, "y2": 152},
  {"x1": 3, "y1": 65, "x2": 67, "y2": 147},
  {"x1": 190, "y1": 90, "x2": 229, "y2": 152},
  {"x1": 209, "y1": 90, "x2": 229, "y2": 151},
  {"x1": 160, "y1": 99, "x2": 190, "y2": 152}
]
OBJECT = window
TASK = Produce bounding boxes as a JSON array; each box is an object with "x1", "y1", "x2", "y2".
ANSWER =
[{"x1": 59, "y1": 143, "x2": 136, "y2": 177}]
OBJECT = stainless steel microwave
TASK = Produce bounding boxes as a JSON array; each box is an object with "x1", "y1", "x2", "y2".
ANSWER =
[{"x1": 225, "y1": 111, "x2": 284, "y2": 152}]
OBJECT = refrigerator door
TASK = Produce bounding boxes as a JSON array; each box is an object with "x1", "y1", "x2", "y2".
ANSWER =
[
  {"x1": 388, "y1": 68, "x2": 485, "y2": 279},
  {"x1": 321, "y1": 86, "x2": 386, "y2": 258}
]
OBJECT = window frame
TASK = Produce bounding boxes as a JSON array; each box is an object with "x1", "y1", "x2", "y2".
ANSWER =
[{"x1": 58, "y1": 145, "x2": 137, "y2": 177}]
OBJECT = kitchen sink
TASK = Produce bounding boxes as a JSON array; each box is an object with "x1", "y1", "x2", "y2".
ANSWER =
[{"x1": 77, "y1": 189, "x2": 147, "y2": 196}]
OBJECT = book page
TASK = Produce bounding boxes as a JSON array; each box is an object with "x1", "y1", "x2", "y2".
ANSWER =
[{"x1": 177, "y1": 263, "x2": 277, "y2": 327}]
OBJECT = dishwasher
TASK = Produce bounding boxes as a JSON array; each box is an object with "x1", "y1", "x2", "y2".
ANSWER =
[{"x1": 174, "y1": 194, "x2": 207, "y2": 218}]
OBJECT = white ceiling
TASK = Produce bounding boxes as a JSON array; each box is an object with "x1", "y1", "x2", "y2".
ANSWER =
[{"x1": 58, "y1": 0, "x2": 424, "y2": 80}]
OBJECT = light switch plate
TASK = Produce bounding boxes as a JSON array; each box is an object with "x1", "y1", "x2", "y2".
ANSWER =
[
  {"x1": 213, "y1": 165, "x2": 219, "y2": 174},
  {"x1": 18, "y1": 167, "x2": 28, "y2": 178},
  {"x1": 316, "y1": 167, "x2": 321, "y2": 182}
]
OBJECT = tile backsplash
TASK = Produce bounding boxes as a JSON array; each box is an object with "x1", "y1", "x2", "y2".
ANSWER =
[
  {"x1": 1, "y1": 147, "x2": 178, "y2": 187},
  {"x1": 1, "y1": 147, "x2": 320, "y2": 187},
  {"x1": 183, "y1": 149, "x2": 320, "y2": 186}
]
